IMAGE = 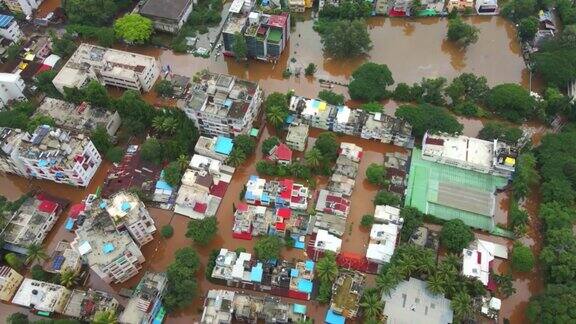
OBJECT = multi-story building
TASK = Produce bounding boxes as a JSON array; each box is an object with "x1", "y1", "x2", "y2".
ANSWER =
[
  {"x1": 0, "y1": 266, "x2": 23, "y2": 302},
  {"x1": 119, "y1": 272, "x2": 168, "y2": 324},
  {"x1": 462, "y1": 239, "x2": 508, "y2": 286},
  {"x1": 2, "y1": 0, "x2": 43, "y2": 16},
  {"x1": 0, "y1": 127, "x2": 25, "y2": 175},
  {"x1": 289, "y1": 96, "x2": 335, "y2": 130},
  {"x1": 476, "y1": 0, "x2": 498, "y2": 14},
  {"x1": 288, "y1": 0, "x2": 305, "y2": 12},
  {"x1": 285, "y1": 123, "x2": 308, "y2": 152},
  {"x1": 422, "y1": 132, "x2": 517, "y2": 178},
  {"x1": 62, "y1": 289, "x2": 119, "y2": 321},
  {"x1": 315, "y1": 189, "x2": 350, "y2": 218},
  {"x1": 35, "y1": 98, "x2": 122, "y2": 137},
  {"x1": 244, "y1": 175, "x2": 309, "y2": 210},
  {"x1": 201, "y1": 289, "x2": 308, "y2": 324},
  {"x1": 0, "y1": 73, "x2": 25, "y2": 108},
  {"x1": 332, "y1": 106, "x2": 365, "y2": 136},
  {"x1": 12, "y1": 278, "x2": 71, "y2": 315},
  {"x1": 105, "y1": 191, "x2": 156, "y2": 246},
  {"x1": 194, "y1": 136, "x2": 235, "y2": 161},
  {"x1": 222, "y1": 2, "x2": 290, "y2": 62},
  {"x1": 182, "y1": 72, "x2": 263, "y2": 138},
  {"x1": 1, "y1": 194, "x2": 62, "y2": 254},
  {"x1": 0, "y1": 125, "x2": 102, "y2": 186},
  {"x1": 71, "y1": 199, "x2": 146, "y2": 284},
  {"x1": 52, "y1": 43, "x2": 160, "y2": 94},
  {"x1": 0, "y1": 14, "x2": 22, "y2": 42},
  {"x1": 138, "y1": 0, "x2": 193, "y2": 34},
  {"x1": 361, "y1": 112, "x2": 414, "y2": 147},
  {"x1": 366, "y1": 222, "x2": 400, "y2": 264},
  {"x1": 47, "y1": 241, "x2": 82, "y2": 274},
  {"x1": 330, "y1": 271, "x2": 365, "y2": 319}
]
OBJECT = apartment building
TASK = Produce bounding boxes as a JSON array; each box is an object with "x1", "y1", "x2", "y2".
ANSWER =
[
  {"x1": 1, "y1": 194, "x2": 61, "y2": 254},
  {"x1": 12, "y1": 278, "x2": 71, "y2": 314},
  {"x1": 119, "y1": 272, "x2": 168, "y2": 324},
  {"x1": 366, "y1": 222, "x2": 400, "y2": 264},
  {"x1": 182, "y1": 72, "x2": 263, "y2": 138},
  {"x1": 62, "y1": 289, "x2": 119, "y2": 321},
  {"x1": 52, "y1": 43, "x2": 160, "y2": 94},
  {"x1": 104, "y1": 191, "x2": 156, "y2": 246},
  {"x1": 244, "y1": 175, "x2": 309, "y2": 210},
  {"x1": 35, "y1": 98, "x2": 122, "y2": 136},
  {"x1": 0, "y1": 125, "x2": 102, "y2": 187},
  {"x1": 138, "y1": 0, "x2": 193, "y2": 33},
  {"x1": 0, "y1": 266, "x2": 23, "y2": 302},
  {"x1": 422, "y1": 132, "x2": 517, "y2": 178},
  {"x1": 194, "y1": 136, "x2": 234, "y2": 161},
  {"x1": 222, "y1": 0, "x2": 290, "y2": 62},
  {"x1": 0, "y1": 72, "x2": 26, "y2": 108},
  {"x1": 2, "y1": 0, "x2": 43, "y2": 16},
  {"x1": 285, "y1": 123, "x2": 308, "y2": 151},
  {"x1": 0, "y1": 14, "x2": 22, "y2": 42},
  {"x1": 330, "y1": 271, "x2": 365, "y2": 319},
  {"x1": 72, "y1": 200, "x2": 145, "y2": 284}
]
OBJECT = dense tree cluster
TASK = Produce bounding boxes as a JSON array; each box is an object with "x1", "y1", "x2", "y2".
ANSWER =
[
  {"x1": 185, "y1": 217, "x2": 218, "y2": 246},
  {"x1": 163, "y1": 247, "x2": 200, "y2": 312},
  {"x1": 316, "y1": 252, "x2": 339, "y2": 303},
  {"x1": 440, "y1": 219, "x2": 474, "y2": 253},
  {"x1": 348, "y1": 63, "x2": 394, "y2": 101},
  {"x1": 63, "y1": 0, "x2": 132, "y2": 26},
  {"x1": 319, "y1": 20, "x2": 372, "y2": 58},
  {"x1": 395, "y1": 104, "x2": 463, "y2": 137},
  {"x1": 256, "y1": 161, "x2": 313, "y2": 180},
  {"x1": 319, "y1": 0, "x2": 372, "y2": 19},
  {"x1": 485, "y1": 84, "x2": 535, "y2": 122},
  {"x1": 533, "y1": 30, "x2": 576, "y2": 88},
  {"x1": 264, "y1": 92, "x2": 289, "y2": 129},
  {"x1": 254, "y1": 236, "x2": 283, "y2": 260},
  {"x1": 446, "y1": 17, "x2": 479, "y2": 47},
  {"x1": 365, "y1": 163, "x2": 387, "y2": 187},
  {"x1": 478, "y1": 122, "x2": 523, "y2": 144},
  {"x1": 318, "y1": 90, "x2": 345, "y2": 106}
]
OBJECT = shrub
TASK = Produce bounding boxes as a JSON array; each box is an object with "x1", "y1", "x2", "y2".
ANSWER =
[{"x1": 161, "y1": 224, "x2": 174, "y2": 239}]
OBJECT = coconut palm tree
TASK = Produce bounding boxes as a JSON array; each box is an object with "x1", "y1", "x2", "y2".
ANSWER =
[
  {"x1": 266, "y1": 105, "x2": 286, "y2": 129},
  {"x1": 395, "y1": 257, "x2": 417, "y2": 277},
  {"x1": 360, "y1": 291, "x2": 384, "y2": 321},
  {"x1": 93, "y1": 310, "x2": 118, "y2": 324},
  {"x1": 162, "y1": 117, "x2": 179, "y2": 134},
  {"x1": 60, "y1": 268, "x2": 79, "y2": 288},
  {"x1": 376, "y1": 272, "x2": 398, "y2": 296},
  {"x1": 25, "y1": 243, "x2": 48, "y2": 265},
  {"x1": 226, "y1": 149, "x2": 247, "y2": 168},
  {"x1": 176, "y1": 154, "x2": 189, "y2": 171},
  {"x1": 152, "y1": 116, "x2": 165, "y2": 133},
  {"x1": 443, "y1": 253, "x2": 462, "y2": 271},
  {"x1": 426, "y1": 272, "x2": 446, "y2": 295},
  {"x1": 451, "y1": 291, "x2": 474, "y2": 321},
  {"x1": 304, "y1": 148, "x2": 323, "y2": 169},
  {"x1": 316, "y1": 253, "x2": 338, "y2": 283}
]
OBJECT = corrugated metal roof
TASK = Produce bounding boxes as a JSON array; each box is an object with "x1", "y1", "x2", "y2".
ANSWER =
[{"x1": 0, "y1": 14, "x2": 14, "y2": 28}]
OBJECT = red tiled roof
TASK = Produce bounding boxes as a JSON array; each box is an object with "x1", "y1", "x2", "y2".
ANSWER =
[
  {"x1": 69, "y1": 203, "x2": 85, "y2": 219},
  {"x1": 274, "y1": 143, "x2": 293, "y2": 161},
  {"x1": 275, "y1": 222, "x2": 286, "y2": 230},
  {"x1": 38, "y1": 200, "x2": 58, "y2": 213},
  {"x1": 268, "y1": 14, "x2": 287, "y2": 28},
  {"x1": 280, "y1": 179, "x2": 293, "y2": 200},
  {"x1": 425, "y1": 137, "x2": 444, "y2": 145},
  {"x1": 276, "y1": 208, "x2": 291, "y2": 219},
  {"x1": 210, "y1": 181, "x2": 228, "y2": 198},
  {"x1": 237, "y1": 203, "x2": 248, "y2": 212},
  {"x1": 193, "y1": 202, "x2": 207, "y2": 213}
]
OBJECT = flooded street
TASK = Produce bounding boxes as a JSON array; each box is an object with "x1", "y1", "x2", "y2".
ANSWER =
[{"x1": 0, "y1": 4, "x2": 550, "y2": 323}]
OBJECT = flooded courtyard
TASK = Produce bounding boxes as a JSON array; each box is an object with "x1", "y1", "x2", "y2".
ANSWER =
[{"x1": 0, "y1": 1, "x2": 548, "y2": 323}]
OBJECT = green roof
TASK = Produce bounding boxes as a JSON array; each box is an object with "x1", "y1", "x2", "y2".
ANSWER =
[
  {"x1": 267, "y1": 29, "x2": 282, "y2": 43},
  {"x1": 416, "y1": 9, "x2": 437, "y2": 16},
  {"x1": 405, "y1": 149, "x2": 508, "y2": 232}
]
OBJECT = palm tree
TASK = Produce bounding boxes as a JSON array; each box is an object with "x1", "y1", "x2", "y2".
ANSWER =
[
  {"x1": 360, "y1": 291, "x2": 384, "y2": 321},
  {"x1": 93, "y1": 310, "x2": 117, "y2": 324},
  {"x1": 162, "y1": 117, "x2": 179, "y2": 134},
  {"x1": 316, "y1": 253, "x2": 338, "y2": 283},
  {"x1": 376, "y1": 272, "x2": 398, "y2": 296},
  {"x1": 226, "y1": 149, "x2": 247, "y2": 167},
  {"x1": 451, "y1": 291, "x2": 474, "y2": 321},
  {"x1": 152, "y1": 116, "x2": 165, "y2": 133},
  {"x1": 60, "y1": 268, "x2": 79, "y2": 288},
  {"x1": 176, "y1": 154, "x2": 189, "y2": 171},
  {"x1": 443, "y1": 253, "x2": 462, "y2": 271},
  {"x1": 304, "y1": 148, "x2": 322, "y2": 168},
  {"x1": 396, "y1": 257, "x2": 417, "y2": 277},
  {"x1": 25, "y1": 243, "x2": 48, "y2": 265},
  {"x1": 266, "y1": 105, "x2": 286, "y2": 129},
  {"x1": 426, "y1": 272, "x2": 446, "y2": 295}
]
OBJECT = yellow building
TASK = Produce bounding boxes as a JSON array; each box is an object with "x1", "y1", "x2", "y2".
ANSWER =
[
  {"x1": 0, "y1": 266, "x2": 24, "y2": 302},
  {"x1": 304, "y1": 0, "x2": 313, "y2": 8}
]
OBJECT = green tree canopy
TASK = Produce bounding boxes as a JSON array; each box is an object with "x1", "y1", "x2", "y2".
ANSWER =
[
  {"x1": 233, "y1": 32, "x2": 247, "y2": 61},
  {"x1": 447, "y1": 17, "x2": 479, "y2": 47},
  {"x1": 35, "y1": 70, "x2": 61, "y2": 98},
  {"x1": 518, "y1": 16, "x2": 539, "y2": 42},
  {"x1": 262, "y1": 136, "x2": 280, "y2": 154},
  {"x1": 185, "y1": 216, "x2": 218, "y2": 246},
  {"x1": 511, "y1": 243, "x2": 535, "y2": 272},
  {"x1": 360, "y1": 102, "x2": 383, "y2": 113},
  {"x1": 365, "y1": 163, "x2": 387, "y2": 186},
  {"x1": 163, "y1": 161, "x2": 183, "y2": 187},
  {"x1": 320, "y1": 19, "x2": 372, "y2": 58},
  {"x1": 395, "y1": 103, "x2": 463, "y2": 138},
  {"x1": 234, "y1": 134, "x2": 256, "y2": 156},
  {"x1": 161, "y1": 224, "x2": 174, "y2": 239},
  {"x1": 140, "y1": 138, "x2": 163, "y2": 164},
  {"x1": 64, "y1": 0, "x2": 130, "y2": 26},
  {"x1": 374, "y1": 190, "x2": 401, "y2": 206},
  {"x1": 84, "y1": 80, "x2": 110, "y2": 108},
  {"x1": 348, "y1": 62, "x2": 394, "y2": 101},
  {"x1": 314, "y1": 132, "x2": 339, "y2": 162},
  {"x1": 399, "y1": 207, "x2": 424, "y2": 242},
  {"x1": 318, "y1": 90, "x2": 345, "y2": 105},
  {"x1": 526, "y1": 284, "x2": 576, "y2": 323},
  {"x1": 50, "y1": 31, "x2": 77, "y2": 57},
  {"x1": 114, "y1": 14, "x2": 153, "y2": 44},
  {"x1": 254, "y1": 236, "x2": 282, "y2": 260},
  {"x1": 91, "y1": 126, "x2": 112, "y2": 154},
  {"x1": 316, "y1": 252, "x2": 339, "y2": 282},
  {"x1": 105, "y1": 147, "x2": 124, "y2": 163},
  {"x1": 444, "y1": 73, "x2": 489, "y2": 104},
  {"x1": 501, "y1": 0, "x2": 537, "y2": 21},
  {"x1": 486, "y1": 83, "x2": 535, "y2": 122},
  {"x1": 440, "y1": 219, "x2": 474, "y2": 253},
  {"x1": 155, "y1": 80, "x2": 174, "y2": 98},
  {"x1": 478, "y1": 122, "x2": 523, "y2": 144},
  {"x1": 163, "y1": 247, "x2": 200, "y2": 312}
]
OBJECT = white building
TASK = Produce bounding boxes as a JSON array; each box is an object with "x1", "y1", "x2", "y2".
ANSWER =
[
  {"x1": 462, "y1": 239, "x2": 508, "y2": 286},
  {"x1": 12, "y1": 278, "x2": 71, "y2": 314},
  {"x1": 2, "y1": 0, "x2": 43, "y2": 16},
  {"x1": 105, "y1": 191, "x2": 157, "y2": 246},
  {"x1": 373, "y1": 205, "x2": 403, "y2": 225},
  {"x1": 0, "y1": 72, "x2": 25, "y2": 108},
  {"x1": 422, "y1": 132, "x2": 517, "y2": 178},
  {"x1": 35, "y1": 98, "x2": 122, "y2": 136},
  {"x1": 0, "y1": 125, "x2": 102, "y2": 187},
  {"x1": 0, "y1": 14, "x2": 22, "y2": 42},
  {"x1": 366, "y1": 223, "x2": 399, "y2": 264},
  {"x1": 52, "y1": 43, "x2": 160, "y2": 94},
  {"x1": 313, "y1": 229, "x2": 342, "y2": 254},
  {"x1": 182, "y1": 72, "x2": 263, "y2": 138},
  {"x1": 72, "y1": 199, "x2": 146, "y2": 284},
  {"x1": 476, "y1": 0, "x2": 498, "y2": 15},
  {"x1": 194, "y1": 136, "x2": 234, "y2": 162}
]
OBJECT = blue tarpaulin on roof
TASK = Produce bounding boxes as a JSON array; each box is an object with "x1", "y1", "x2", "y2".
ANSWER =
[
  {"x1": 0, "y1": 14, "x2": 14, "y2": 28},
  {"x1": 99, "y1": 201, "x2": 107, "y2": 209},
  {"x1": 305, "y1": 260, "x2": 315, "y2": 271},
  {"x1": 251, "y1": 263, "x2": 263, "y2": 283},
  {"x1": 291, "y1": 268, "x2": 299, "y2": 277},
  {"x1": 325, "y1": 309, "x2": 345, "y2": 324},
  {"x1": 297, "y1": 279, "x2": 313, "y2": 294},
  {"x1": 102, "y1": 243, "x2": 115, "y2": 254},
  {"x1": 65, "y1": 217, "x2": 75, "y2": 231},
  {"x1": 215, "y1": 136, "x2": 233, "y2": 155},
  {"x1": 293, "y1": 304, "x2": 307, "y2": 315},
  {"x1": 156, "y1": 170, "x2": 173, "y2": 191},
  {"x1": 121, "y1": 201, "x2": 131, "y2": 212}
]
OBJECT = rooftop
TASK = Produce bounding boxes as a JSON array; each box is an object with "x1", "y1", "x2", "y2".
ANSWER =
[
  {"x1": 0, "y1": 14, "x2": 14, "y2": 28},
  {"x1": 12, "y1": 278, "x2": 71, "y2": 313},
  {"x1": 330, "y1": 271, "x2": 365, "y2": 318},
  {"x1": 315, "y1": 189, "x2": 350, "y2": 217},
  {"x1": 35, "y1": 98, "x2": 119, "y2": 135},
  {"x1": 139, "y1": 0, "x2": 192, "y2": 20},
  {"x1": 120, "y1": 272, "x2": 167, "y2": 324},
  {"x1": 463, "y1": 239, "x2": 508, "y2": 286},
  {"x1": 374, "y1": 205, "x2": 403, "y2": 224},
  {"x1": 289, "y1": 96, "x2": 334, "y2": 122},
  {"x1": 314, "y1": 229, "x2": 342, "y2": 253},
  {"x1": 382, "y1": 277, "x2": 453, "y2": 324},
  {"x1": 286, "y1": 123, "x2": 309, "y2": 141},
  {"x1": 105, "y1": 191, "x2": 149, "y2": 225},
  {"x1": 366, "y1": 223, "x2": 399, "y2": 264},
  {"x1": 62, "y1": 289, "x2": 119, "y2": 321}
]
